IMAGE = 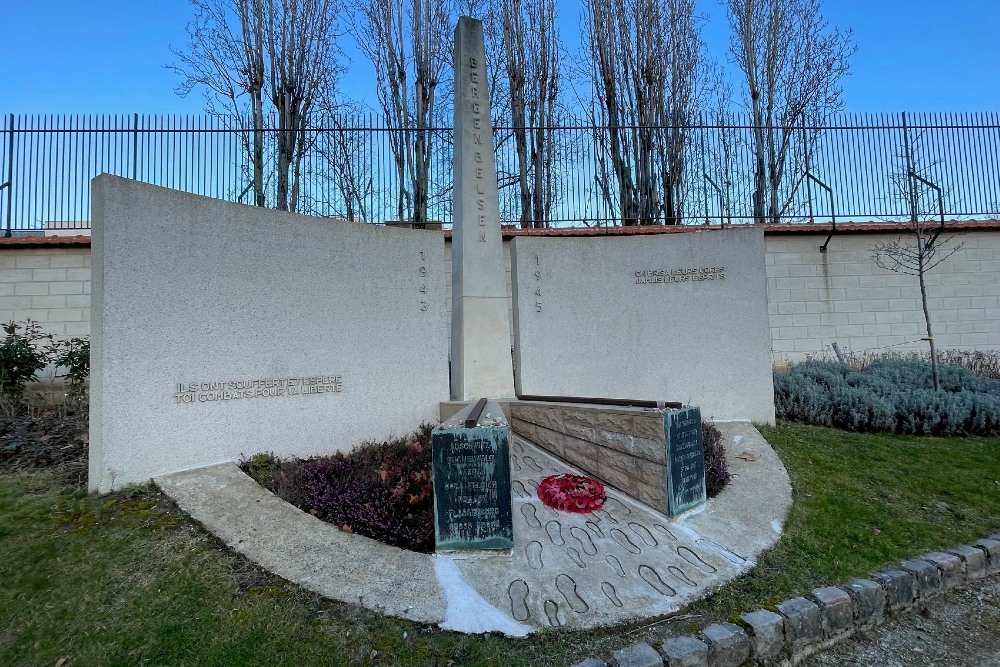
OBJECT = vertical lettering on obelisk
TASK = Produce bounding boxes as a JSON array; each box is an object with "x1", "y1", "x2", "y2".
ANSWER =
[{"x1": 470, "y1": 57, "x2": 487, "y2": 243}]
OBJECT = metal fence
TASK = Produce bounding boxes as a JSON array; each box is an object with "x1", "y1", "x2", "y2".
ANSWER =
[{"x1": 2, "y1": 111, "x2": 999, "y2": 233}]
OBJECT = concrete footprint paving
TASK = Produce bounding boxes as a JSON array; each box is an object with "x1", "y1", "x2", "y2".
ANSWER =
[{"x1": 157, "y1": 421, "x2": 791, "y2": 634}]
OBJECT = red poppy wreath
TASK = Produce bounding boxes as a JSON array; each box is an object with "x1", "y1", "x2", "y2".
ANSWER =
[{"x1": 537, "y1": 473, "x2": 606, "y2": 513}]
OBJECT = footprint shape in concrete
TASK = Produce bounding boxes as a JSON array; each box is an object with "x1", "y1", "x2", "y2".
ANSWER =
[
  {"x1": 606, "y1": 554, "x2": 626, "y2": 578},
  {"x1": 638, "y1": 565, "x2": 676, "y2": 597},
  {"x1": 526, "y1": 479, "x2": 539, "y2": 494},
  {"x1": 521, "y1": 503, "x2": 541, "y2": 528},
  {"x1": 678, "y1": 546, "x2": 717, "y2": 573},
  {"x1": 511, "y1": 456, "x2": 522, "y2": 472},
  {"x1": 571, "y1": 527, "x2": 598, "y2": 555},
  {"x1": 595, "y1": 509, "x2": 619, "y2": 524},
  {"x1": 628, "y1": 522, "x2": 657, "y2": 547},
  {"x1": 545, "y1": 520, "x2": 565, "y2": 546},
  {"x1": 604, "y1": 497, "x2": 631, "y2": 514},
  {"x1": 610, "y1": 528, "x2": 642, "y2": 554},
  {"x1": 544, "y1": 599, "x2": 564, "y2": 627},
  {"x1": 668, "y1": 565, "x2": 696, "y2": 587},
  {"x1": 522, "y1": 455, "x2": 543, "y2": 472},
  {"x1": 508, "y1": 580, "x2": 530, "y2": 621},
  {"x1": 601, "y1": 582, "x2": 623, "y2": 608},
  {"x1": 513, "y1": 440, "x2": 524, "y2": 454},
  {"x1": 567, "y1": 547, "x2": 586, "y2": 569},
  {"x1": 512, "y1": 480, "x2": 529, "y2": 499},
  {"x1": 526, "y1": 541, "x2": 544, "y2": 570},
  {"x1": 556, "y1": 574, "x2": 590, "y2": 613},
  {"x1": 586, "y1": 520, "x2": 605, "y2": 538},
  {"x1": 653, "y1": 524, "x2": 677, "y2": 540}
]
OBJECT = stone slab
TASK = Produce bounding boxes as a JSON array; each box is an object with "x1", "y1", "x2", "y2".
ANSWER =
[
  {"x1": 921, "y1": 551, "x2": 965, "y2": 590},
  {"x1": 739, "y1": 609, "x2": 785, "y2": 660},
  {"x1": 660, "y1": 636, "x2": 709, "y2": 667},
  {"x1": 432, "y1": 400, "x2": 513, "y2": 550},
  {"x1": 811, "y1": 586, "x2": 853, "y2": 638},
  {"x1": 509, "y1": 230, "x2": 775, "y2": 424},
  {"x1": 949, "y1": 545, "x2": 987, "y2": 580},
  {"x1": 976, "y1": 539, "x2": 1000, "y2": 574},
  {"x1": 901, "y1": 558, "x2": 942, "y2": 599},
  {"x1": 89, "y1": 176, "x2": 448, "y2": 492},
  {"x1": 700, "y1": 623, "x2": 750, "y2": 667},
  {"x1": 777, "y1": 597, "x2": 823, "y2": 650},
  {"x1": 873, "y1": 570, "x2": 915, "y2": 611},
  {"x1": 665, "y1": 407, "x2": 706, "y2": 516},
  {"x1": 844, "y1": 579, "x2": 886, "y2": 626},
  {"x1": 612, "y1": 643, "x2": 663, "y2": 667}
]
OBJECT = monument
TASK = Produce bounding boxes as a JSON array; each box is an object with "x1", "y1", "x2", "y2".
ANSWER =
[{"x1": 450, "y1": 16, "x2": 516, "y2": 401}]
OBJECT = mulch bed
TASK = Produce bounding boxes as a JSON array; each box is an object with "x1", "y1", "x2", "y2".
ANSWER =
[{"x1": 0, "y1": 406, "x2": 89, "y2": 491}]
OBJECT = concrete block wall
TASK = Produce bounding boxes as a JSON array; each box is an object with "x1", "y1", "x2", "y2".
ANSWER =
[
  {"x1": 0, "y1": 246, "x2": 91, "y2": 337},
  {"x1": 765, "y1": 230, "x2": 1000, "y2": 363}
]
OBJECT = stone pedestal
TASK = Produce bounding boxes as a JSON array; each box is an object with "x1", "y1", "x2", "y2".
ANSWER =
[
  {"x1": 432, "y1": 399, "x2": 514, "y2": 551},
  {"x1": 450, "y1": 16, "x2": 515, "y2": 400}
]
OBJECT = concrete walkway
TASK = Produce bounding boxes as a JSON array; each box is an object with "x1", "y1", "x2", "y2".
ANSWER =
[{"x1": 156, "y1": 421, "x2": 791, "y2": 635}]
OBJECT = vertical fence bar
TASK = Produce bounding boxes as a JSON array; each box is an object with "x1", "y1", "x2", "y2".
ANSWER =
[{"x1": 5, "y1": 114, "x2": 14, "y2": 236}]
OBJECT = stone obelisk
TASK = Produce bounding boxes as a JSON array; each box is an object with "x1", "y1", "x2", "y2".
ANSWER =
[{"x1": 450, "y1": 16, "x2": 516, "y2": 401}]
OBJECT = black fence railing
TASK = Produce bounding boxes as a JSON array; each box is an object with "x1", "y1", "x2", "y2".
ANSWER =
[{"x1": 1, "y1": 112, "x2": 998, "y2": 233}]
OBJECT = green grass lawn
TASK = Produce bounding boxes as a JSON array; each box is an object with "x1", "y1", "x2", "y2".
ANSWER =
[{"x1": 2, "y1": 422, "x2": 999, "y2": 666}]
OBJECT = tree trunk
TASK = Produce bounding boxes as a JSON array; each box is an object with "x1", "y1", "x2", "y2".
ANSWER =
[{"x1": 917, "y1": 237, "x2": 940, "y2": 391}]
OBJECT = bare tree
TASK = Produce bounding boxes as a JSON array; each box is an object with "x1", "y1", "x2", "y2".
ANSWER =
[
  {"x1": 267, "y1": 0, "x2": 342, "y2": 211},
  {"x1": 583, "y1": 0, "x2": 702, "y2": 226},
  {"x1": 871, "y1": 179, "x2": 965, "y2": 391},
  {"x1": 172, "y1": 0, "x2": 342, "y2": 212},
  {"x1": 172, "y1": 0, "x2": 267, "y2": 206},
  {"x1": 726, "y1": 0, "x2": 853, "y2": 223},
  {"x1": 500, "y1": 0, "x2": 561, "y2": 228},
  {"x1": 352, "y1": 0, "x2": 452, "y2": 228}
]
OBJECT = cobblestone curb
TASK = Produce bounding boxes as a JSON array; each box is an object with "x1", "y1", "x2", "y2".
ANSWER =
[{"x1": 573, "y1": 532, "x2": 1000, "y2": 667}]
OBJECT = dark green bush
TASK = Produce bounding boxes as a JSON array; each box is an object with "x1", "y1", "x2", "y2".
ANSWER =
[
  {"x1": 0, "y1": 320, "x2": 53, "y2": 401},
  {"x1": 775, "y1": 360, "x2": 1000, "y2": 436},
  {"x1": 51, "y1": 337, "x2": 90, "y2": 404}
]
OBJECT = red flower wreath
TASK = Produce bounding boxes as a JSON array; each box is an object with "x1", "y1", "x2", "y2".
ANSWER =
[{"x1": 537, "y1": 473, "x2": 606, "y2": 513}]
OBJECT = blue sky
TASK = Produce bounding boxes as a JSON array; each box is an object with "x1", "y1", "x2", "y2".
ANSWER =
[{"x1": 2, "y1": 0, "x2": 999, "y2": 114}]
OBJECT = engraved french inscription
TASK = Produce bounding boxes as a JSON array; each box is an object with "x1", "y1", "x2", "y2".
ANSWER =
[
  {"x1": 634, "y1": 266, "x2": 726, "y2": 285},
  {"x1": 173, "y1": 375, "x2": 343, "y2": 404}
]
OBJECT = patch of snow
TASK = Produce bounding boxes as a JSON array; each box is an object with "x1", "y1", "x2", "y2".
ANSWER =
[
  {"x1": 433, "y1": 556, "x2": 532, "y2": 637},
  {"x1": 771, "y1": 519, "x2": 783, "y2": 535}
]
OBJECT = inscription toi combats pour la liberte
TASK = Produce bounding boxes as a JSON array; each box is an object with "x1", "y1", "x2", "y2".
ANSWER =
[
  {"x1": 173, "y1": 375, "x2": 343, "y2": 404},
  {"x1": 635, "y1": 266, "x2": 726, "y2": 285}
]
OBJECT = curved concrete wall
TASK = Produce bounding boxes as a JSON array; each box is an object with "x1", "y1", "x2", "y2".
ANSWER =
[{"x1": 89, "y1": 176, "x2": 448, "y2": 492}]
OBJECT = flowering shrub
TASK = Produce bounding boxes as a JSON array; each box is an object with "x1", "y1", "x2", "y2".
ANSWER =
[
  {"x1": 537, "y1": 473, "x2": 606, "y2": 513},
  {"x1": 241, "y1": 425, "x2": 436, "y2": 553}
]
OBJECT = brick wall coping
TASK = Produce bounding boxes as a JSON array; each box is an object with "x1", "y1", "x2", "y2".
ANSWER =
[
  {"x1": 0, "y1": 235, "x2": 91, "y2": 248},
  {"x1": 2, "y1": 220, "x2": 998, "y2": 248},
  {"x1": 475, "y1": 219, "x2": 1000, "y2": 240}
]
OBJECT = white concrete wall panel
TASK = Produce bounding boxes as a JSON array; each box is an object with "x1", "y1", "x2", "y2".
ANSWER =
[
  {"x1": 89, "y1": 176, "x2": 448, "y2": 492},
  {"x1": 509, "y1": 228, "x2": 776, "y2": 424}
]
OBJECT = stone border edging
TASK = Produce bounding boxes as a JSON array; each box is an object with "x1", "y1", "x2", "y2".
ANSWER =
[{"x1": 574, "y1": 532, "x2": 1000, "y2": 667}]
